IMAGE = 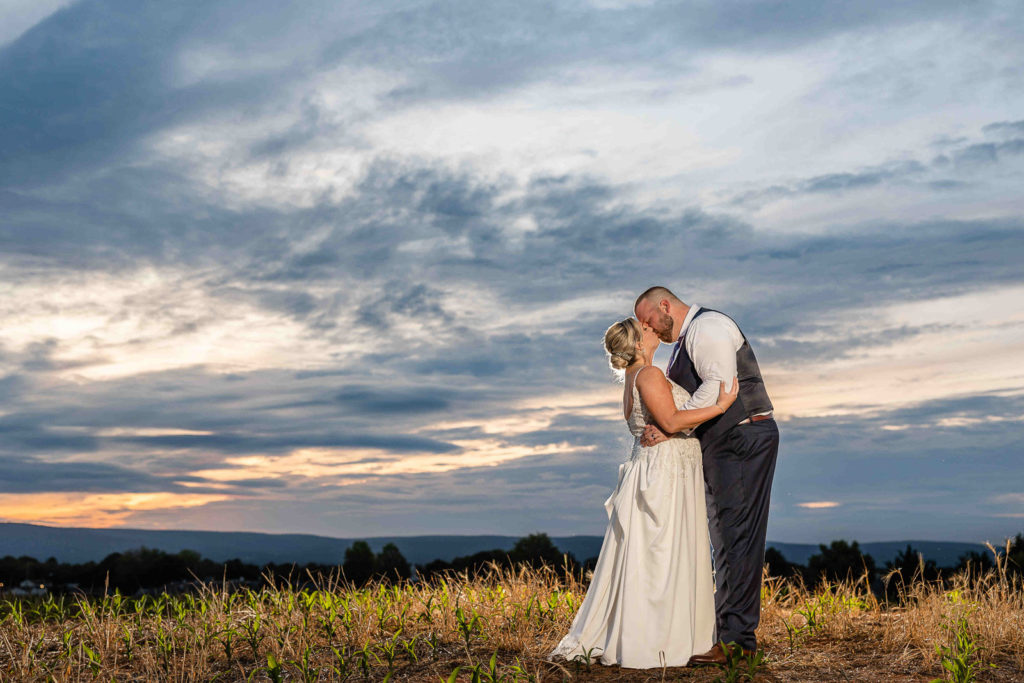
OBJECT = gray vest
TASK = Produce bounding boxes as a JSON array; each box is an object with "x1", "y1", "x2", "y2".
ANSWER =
[{"x1": 667, "y1": 307, "x2": 773, "y2": 446}]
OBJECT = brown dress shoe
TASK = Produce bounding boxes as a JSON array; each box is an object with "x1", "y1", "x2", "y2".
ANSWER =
[
  {"x1": 687, "y1": 643, "x2": 758, "y2": 666},
  {"x1": 687, "y1": 643, "x2": 727, "y2": 666}
]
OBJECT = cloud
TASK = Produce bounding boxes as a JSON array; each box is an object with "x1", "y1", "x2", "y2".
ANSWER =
[
  {"x1": 322, "y1": 0, "x2": 972, "y2": 106},
  {"x1": 106, "y1": 431, "x2": 459, "y2": 454},
  {"x1": 728, "y1": 161, "x2": 929, "y2": 207},
  {"x1": 982, "y1": 119, "x2": 1024, "y2": 139},
  {"x1": 0, "y1": 0, "x2": 980, "y2": 190},
  {"x1": 0, "y1": 454, "x2": 198, "y2": 494},
  {"x1": 727, "y1": 118, "x2": 1024, "y2": 210},
  {"x1": 948, "y1": 139, "x2": 1024, "y2": 169},
  {"x1": 356, "y1": 281, "x2": 453, "y2": 330}
]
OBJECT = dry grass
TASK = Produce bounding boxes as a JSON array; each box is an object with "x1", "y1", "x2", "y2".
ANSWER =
[{"x1": 1, "y1": 549, "x2": 1023, "y2": 682}]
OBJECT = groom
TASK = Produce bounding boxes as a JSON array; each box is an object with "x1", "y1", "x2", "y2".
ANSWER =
[{"x1": 634, "y1": 286, "x2": 779, "y2": 663}]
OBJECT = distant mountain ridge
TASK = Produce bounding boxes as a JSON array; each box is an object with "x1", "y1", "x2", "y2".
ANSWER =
[{"x1": 0, "y1": 522, "x2": 993, "y2": 569}]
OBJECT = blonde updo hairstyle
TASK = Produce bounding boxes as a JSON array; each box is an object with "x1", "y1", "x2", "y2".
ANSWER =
[{"x1": 604, "y1": 318, "x2": 644, "y2": 372}]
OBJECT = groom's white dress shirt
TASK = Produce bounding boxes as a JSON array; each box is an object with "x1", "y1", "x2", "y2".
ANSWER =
[{"x1": 670, "y1": 305, "x2": 772, "y2": 420}]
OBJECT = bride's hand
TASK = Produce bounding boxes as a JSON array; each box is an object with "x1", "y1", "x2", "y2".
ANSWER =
[
  {"x1": 716, "y1": 377, "x2": 739, "y2": 413},
  {"x1": 641, "y1": 423, "x2": 669, "y2": 447}
]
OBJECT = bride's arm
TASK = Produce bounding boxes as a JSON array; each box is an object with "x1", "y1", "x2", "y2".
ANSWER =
[{"x1": 635, "y1": 368, "x2": 738, "y2": 434}]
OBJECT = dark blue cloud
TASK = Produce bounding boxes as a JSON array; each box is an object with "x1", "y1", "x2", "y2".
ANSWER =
[
  {"x1": 2, "y1": 0, "x2": 205, "y2": 185},
  {"x1": 333, "y1": 386, "x2": 452, "y2": 416},
  {"x1": 0, "y1": 454, "x2": 198, "y2": 493},
  {"x1": 356, "y1": 281, "x2": 453, "y2": 329},
  {"x1": 982, "y1": 119, "x2": 1024, "y2": 138},
  {"x1": 728, "y1": 161, "x2": 928, "y2": 207},
  {"x1": 950, "y1": 139, "x2": 1024, "y2": 169},
  {"x1": 0, "y1": 418, "x2": 100, "y2": 452},
  {"x1": 105, "y1": 431, "x2": 458, "y2": 454},
  {"x1": 729, "y1": 123, "x2": 1024, "y2": 208}
]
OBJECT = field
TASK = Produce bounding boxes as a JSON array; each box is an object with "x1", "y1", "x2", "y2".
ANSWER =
[{"x1": 2, "y1": 550, "x2": 1023, "y2": 682}]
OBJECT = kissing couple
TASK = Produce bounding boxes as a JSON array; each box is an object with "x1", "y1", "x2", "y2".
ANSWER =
[{"x1": 549, "y1": 286, "x2": 780, "y2": 669}]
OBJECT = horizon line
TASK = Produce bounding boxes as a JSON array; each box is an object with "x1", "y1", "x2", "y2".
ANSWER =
[{"x1": 1, "y1": 521, "x2": 1016, "y2": 547}]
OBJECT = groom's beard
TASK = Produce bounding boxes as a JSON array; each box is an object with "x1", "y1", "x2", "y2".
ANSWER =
[{"x1": 654, "y1": 312, "x2": 675, "y2": 342}]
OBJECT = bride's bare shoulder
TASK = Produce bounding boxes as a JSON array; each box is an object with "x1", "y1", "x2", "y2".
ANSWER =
[{"x1": 633, "y1": 365, "x2": 668, "y2": 388}]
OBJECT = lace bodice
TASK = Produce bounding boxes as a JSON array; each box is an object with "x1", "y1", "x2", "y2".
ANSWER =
[{"x1": 626, "y1": 367, "x2": 693, "y2": 437}]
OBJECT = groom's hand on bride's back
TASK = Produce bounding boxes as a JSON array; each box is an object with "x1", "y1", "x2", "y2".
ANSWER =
[{"x1": 641, "y1": 423, "x2": 669, "y2": 447}]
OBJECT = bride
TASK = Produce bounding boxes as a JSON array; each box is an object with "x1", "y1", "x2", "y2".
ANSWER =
[{"x1": 549, "y1": 317, "x2": 737, "y2": 669}]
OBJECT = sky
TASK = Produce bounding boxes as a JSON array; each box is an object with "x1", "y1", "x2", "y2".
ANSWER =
[{"x1": 1, "y1": 0, "x2": 1022, "y2": 545}]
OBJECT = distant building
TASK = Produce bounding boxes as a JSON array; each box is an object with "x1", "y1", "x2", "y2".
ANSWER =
[{"x1": 7, "y1": 579, "x2": 49, "y2": 596}]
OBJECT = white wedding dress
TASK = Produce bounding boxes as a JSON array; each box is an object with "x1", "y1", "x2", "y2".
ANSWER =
[{"x1": 548, "y1": 367, "x2": 715, "y2": 669}]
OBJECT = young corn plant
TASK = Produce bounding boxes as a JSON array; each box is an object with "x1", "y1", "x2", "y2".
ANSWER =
[
  {"x1": 744, "y1": 649, "x2": 768, "y2": 680},
  {"x1": 376, "y1": 629, "x2": 402, "y2": 675},
  {"x1": 506, "y1": 657, "x2": 539, "y2": 683},
  {"x1": 480, "y1": 651, "x2": 502, "y2": 683},
  {"x1": 120, "y1": 623, "x2": 134, "y2": 662},
  {"x1": 289, "y1": 645, "x2": 318, "y2": 683},
  {"x1": 265, "y1": 652, "x2": 285, "y2": 683},
  {"x1": 782, "y1": 614, "x2": 807, "y2": 652},
  {"x1": 355, "y1": 640, "x2": 378, "y2": 678},
  {"x1": 712, "y1": 642, "x2": 764, "y2": 683},
  {"x1": 80, "y1": 642, "x2": 102, "y2": 679},
  {"x1": 418, "y1": 594, "x2": 438, "y2": 624},
  {"x1": 401, "y1": 635, "x2": 420, "y2": 663},
  {"x1": 154, "y1": 622, "x2": 176, "y2": 674},
  {"x1": 242, "y1": 615, "x2": 266, "y2": 660},
  {"x1": 215, "y1": 625, "x2": 239, "y2": 665},
  {"x1": 455, "y1": 605, "x2": 484, "y2": 662},
  {"x1": 571, "y1": 645, "x2": 602, "y2": 675},
  {"x1": 426, "y1": 630, "x2": 441, "y2": 660},
  {"x1": 7, "y1": 598, "x2": 25, "y2": 628},
  {"x1": 794, "y1": 600, "x2": 822, "y2": 635},
  {"x1": 930, "y1": 613, "x2": 995, "y2": 683},
  {"x1": 60, "y1": 628, "x2": 75, "y2": 659},
  {"x1": 331, "y1": 645, "x2": 352, "y2": 681},
  {"x1": 319, "y1": 613, "x2": 339, "y2": 642}
]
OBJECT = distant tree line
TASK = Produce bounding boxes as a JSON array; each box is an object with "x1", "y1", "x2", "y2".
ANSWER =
[
  {"x1": 0, "y1": 534, "x2": 584, "y2": 595},
  {"x1": 414, "y1": 533, "x2": 585, "y2": 580},
  {"x1": 4, "y1": 532, "x2": 1022, "y2": 597},
  {"x1": 342, "y1": 533, "x2": 587, "y2": 583},
  {"x1": 341, "y1": 542, "x2": 411, "y2": 584},
  {"x1": 765, "y1": 533, "x2": 1024, "y2": 599},
  {"x1": 0, "y1": 546, "x2": 393, "y2": 596}
]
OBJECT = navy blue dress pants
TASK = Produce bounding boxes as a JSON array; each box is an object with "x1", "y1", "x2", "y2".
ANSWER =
[{"x1": 700, "y1": 418, "x2": 780, "y2": 651}]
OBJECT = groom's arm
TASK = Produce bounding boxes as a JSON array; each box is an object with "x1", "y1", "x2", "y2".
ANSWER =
[
  {"x1": 678, "y1": 314, "x2": 742, "y2": 410},
  {"x1": 641, "y1": 314, "x2": 743, "y2": 447}
]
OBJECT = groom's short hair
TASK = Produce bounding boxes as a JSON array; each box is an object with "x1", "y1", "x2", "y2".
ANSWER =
[{"x1": 634, "y1": 286, "x2": 680, "y2": 311}]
